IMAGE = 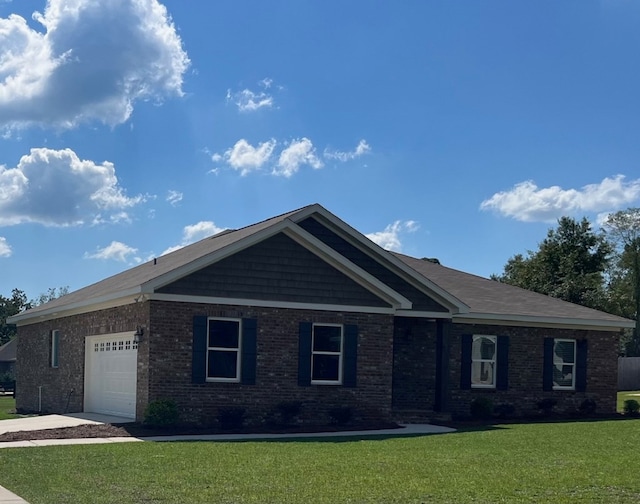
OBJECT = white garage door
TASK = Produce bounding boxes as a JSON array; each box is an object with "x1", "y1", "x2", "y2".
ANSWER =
[{"x1": 84, "y1": 333, "x2": 138, "y2": 419}]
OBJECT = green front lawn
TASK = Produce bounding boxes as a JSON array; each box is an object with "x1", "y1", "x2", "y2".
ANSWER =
[
  {"x1": 1, "y1": 419, "x2": 640, "y2": 504},
  {"x1": 0, "y1": 396, "x2": 17, "y2": 421},
  {"x1": 617, "y1": 390, "x2": 640, "y2": 412}
]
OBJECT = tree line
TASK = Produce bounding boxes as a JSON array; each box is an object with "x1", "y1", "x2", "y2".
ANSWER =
[
  {"x1": 0, "y1": 287, "x2": 69, "y2": 346},
  {"x1": 493, "y1": 208, "x2": 640, "y2": 356}
]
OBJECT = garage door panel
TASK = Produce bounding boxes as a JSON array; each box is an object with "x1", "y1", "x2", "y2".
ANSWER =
[{"x1": 85, "y1": 334, "x2": 138, "y2": 419}]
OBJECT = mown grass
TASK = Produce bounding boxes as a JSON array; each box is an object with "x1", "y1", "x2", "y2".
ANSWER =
[
  {"x1": 617, "y1": 390, "x2": 640, "y2": 411},
  {"x1": 1, "y1": 419, "x2": 640, "y2": 504},
  {"x1": 0, "y1": 395, "x2": 17, "y2": 421}
]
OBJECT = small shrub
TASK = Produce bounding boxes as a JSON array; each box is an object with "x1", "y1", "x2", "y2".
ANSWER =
[
  {"x1": 494, "y1": 402, "x2": 515, "y2": 419},
  {"x1": 144, "y1": 399, "x2": 179, "y2": 428},
  {"x1": 217, "y1": 407, "x2": 246, "y2": 430},
  {"x1": 578, "y1": 398, "x2": 597, "y2": 416},
  {"x1": 276, "y1": 401, "x2": 303, "y2": 426},
  {"x1": 470, "y1": 397, "x2": 493, "y2": 420},
  {"x1": 328, "y1": 406, "x2": 353, "y2": 425},
  {"x1": 624, "y1": 399, "x2": 640, "y2": 417},
  {"x1": 537, "y1": 398, "x2": 557, "y2": 415}
]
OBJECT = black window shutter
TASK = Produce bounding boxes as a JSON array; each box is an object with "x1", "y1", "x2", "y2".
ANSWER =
[
  {"x1": 460, "y1": 334, "x2": 472, "y2": 389},
  {"x1": 343, "y1": 324, "x2": 358, "y2": 387},
  {"x1": 241, "y1": 318, "x2": 257, "y2": 385},
  {"x1": 192, "y1": 315, "x2": 208, "y2": 383},
  {"x1": 298, "y1": 322, "x2": 312, "y2": 386},
  {"x1": 576, "y1": 339, "x2": 588, "y2": 392},
  {"x1": 496, "y1": 336, "x2": 509, "y2": 390},
  {"x1": 543, "y1": 337, "x2": 554, "y2": 391}
]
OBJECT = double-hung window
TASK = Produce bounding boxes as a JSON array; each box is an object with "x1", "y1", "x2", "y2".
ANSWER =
[
  {"x1": 311, "y1": 324, "x2": 344, "y2": 384},
  {"x1": 552, "y1": 339, "x2": 576, "y2": 390},
  {"x1": 207, "y1": 318, "x2": 241, "y2": 382},
  {"x1": 471, "y1": 335, "x2": 496, "y2": 388}
]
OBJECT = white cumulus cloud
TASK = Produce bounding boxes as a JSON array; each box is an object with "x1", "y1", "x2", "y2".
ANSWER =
[
  {"x1": 161, "y1": 220, "x2": 226, "y2": 255},
  {"x1": 366, "y1": 220, "x2": 419, "y2": 252},
  {"x1": 274, "y1": 138, "x2": 323, "y2": 177},
  {"x1": 84, "y1": 241, "x2": 139, "y2": 262},
  {"x1": 0, "y1": 237, "x2": 11, "y2": 257},
  {"x1": 324, "y1": 139, "x2": 371, "y2": 162},
  {"x1": 0, "y1": 0, "x2": 189, "y2": 129},
  {"x1": 221, "y1": 138, "x2": 276, "y2": 176},
  {"x1": 0, "y1": 147, "x2": 144, "y2": 226},
  {"x1": 480, "y1": 175, "x2": 640, "y2": 222}
]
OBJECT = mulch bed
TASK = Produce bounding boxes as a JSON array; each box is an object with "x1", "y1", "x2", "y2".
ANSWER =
[{"x1": 0, "y1": 421, "x2": 401, "y2": 443}]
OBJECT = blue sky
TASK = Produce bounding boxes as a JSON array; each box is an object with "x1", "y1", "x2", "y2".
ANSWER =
[{"x1": 1, "y1": 0, "x2": 640, "y2": 299}]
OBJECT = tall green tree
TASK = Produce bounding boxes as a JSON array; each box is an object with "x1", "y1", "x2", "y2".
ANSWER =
[
  {"x1": 604, "y1": 208, "x2": 640, "y2": 355},
  {"x1": 0, "y1": 289, "x2": 30, "y2": 346},
  {"x1": 494, "y1": 217, "x2": 611, "y2": 310}
]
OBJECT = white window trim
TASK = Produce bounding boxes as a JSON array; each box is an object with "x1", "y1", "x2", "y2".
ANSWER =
[
  {"x1": 206, "y1": 317, "x2": 242, "y2": 383},
  {"x1": 311, "y1": 323, "x2": 344, "y2": 385},
  {"x1": 471, "y1": 334, "x2": 496, "y2": 389},
  {"x1": 51, "y1": 330, "x2": 60, "y2": 368},
  {"x1": 552, "y1": 338, "x2": 576, "y2": 391}
]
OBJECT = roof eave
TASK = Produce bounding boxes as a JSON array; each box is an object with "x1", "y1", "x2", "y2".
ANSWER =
[{"x1": 454, "y1": 312, "x2": 635, "y2": 331}]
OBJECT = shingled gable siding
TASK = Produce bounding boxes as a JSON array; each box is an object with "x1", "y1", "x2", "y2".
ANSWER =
[
  {"x1": 157, "y1": 233, "x2": 390, "y2": 308},
  {"x1": 391, "y1": 317, "x2": 438, "y2": 413},
  {"x1": 148, "y1": 300, "x2": 394, "y2": 425},
  {"x1": 297, "y1": 217, "x2": 448, "y2": 312},
  {"x1": 448, "y1": 323, "x2": 619, "y2": 417},
  {"x1": 15, "y1": 302, "x2": 150, "y2": 418}
]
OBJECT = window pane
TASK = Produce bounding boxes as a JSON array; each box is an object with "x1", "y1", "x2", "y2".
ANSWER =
[
  {"x1": 313, "y1": 325, "x2": 342, "y2": 352},
  {"x1": 554, "y1": 363, "x2": 574, "y2": 388},
  {"x1": 312, "y1": 354, "x2": 340, "y2": 381},
  {"x1": 208, "y1": 350, "x2": 238, "y2": 379},
  {"x1": 472, "y1": 361, "x2": 494, "y2": 386},
  {"x1": 209, "y1": 320, "x2": 239, "y2": 348},
  {"x1": 554, "y1": 341, "x2": 575, "y2": 364}
]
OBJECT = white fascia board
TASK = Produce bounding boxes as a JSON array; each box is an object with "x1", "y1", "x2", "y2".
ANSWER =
[
  {"x1": 7, "y1": 288, "x2": 144, "y2": 326},
  {"x1": 454, "y1": 313, "x2": 635, "y2": 332},
  {"x1": 394, "y1": 310, "x2": 453, "y2": 319},
  {"x1": 282, "y1": 226, "x2": 412, "y2": 309},
  {"x1": 291, "y1": 208, "x2": 469, "y2": 314},
  {"x1": 149, "y1": 293, "x2": 396, "y2": 315},
  {"x1": 143, "y1": 219, "x2": 293, "y2": 292}
]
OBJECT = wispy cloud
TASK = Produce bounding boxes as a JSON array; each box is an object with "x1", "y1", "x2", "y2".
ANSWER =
[
  {"x1": 226, "y1": 78, "x2": 276, "y2": 112},
  {"x1": 0, "y1": 237, "x2": 11, "y2": 257},
  {"x1": 0, "y1": 148, "x2": 144, "y2": 226},
  {"x1": 161, "y1": 220, "x2": 226, "y2": 255},
  {"x1": 366, "y1": 220, "x2": 419, "y2": 252},
  {"x1": 166, "y1": 190, "x2": 183, "y2": 207},
  {"x1": 84, "y1": 241, "x2": 140, "y2": 263},
  {"x1": 324, "y1": 140, "x2": 371, "y2": 162},
  {"x1": 480, "y1": 175, "x2": 640, "y2": 222},
  {"x1": 0, "y1": 0, "x2": 189, "y2": 130}
]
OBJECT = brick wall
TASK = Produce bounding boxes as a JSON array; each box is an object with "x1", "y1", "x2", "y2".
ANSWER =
[
  {"x1": 448, "y1": 323, "x2": 620, "y2": 417},
  {"x1": 148, "y1": 300, "x2": 394, "y2": 425},
  {"x1": 15, "y1": 302, "x2": 149, "y2": 415}
]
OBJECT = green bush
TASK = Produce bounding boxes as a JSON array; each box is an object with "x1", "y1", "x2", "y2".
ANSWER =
[
  {"x1": 217, "y1": 407, "x2": 246, "y2": 430},
  {"x1": 328, "y1": 406, "x2": 353, "y2": 425},
  {"x1": 143, "y1": 399, "x2": 179, "y2": 428},
  {"x1": 537, "y1": 398, "x2": 557, "y2": 414},
  {"x1": 470, "y1": 397, "x2": 493, "y2": 420},
  {"x1": 276, "y1": 401, "x2": 303, "y2": 426},
  {"x1": 624, "y1": 399, "x2": 640, "y2": 417},
  {"x1": 578, "y1": 398, "x2": 597, "y2": 416}
]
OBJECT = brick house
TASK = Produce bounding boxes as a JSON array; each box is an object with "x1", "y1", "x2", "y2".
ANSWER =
[{"x1": 8, "y1": 204, "x2": 633, "y2": 423}]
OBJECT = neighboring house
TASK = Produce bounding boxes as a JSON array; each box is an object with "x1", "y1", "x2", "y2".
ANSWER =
[
  {"x1": 0, "y1": 338, "x2": 16, "y2": 377},
  {"x1": 7, "y1": 204, "x2": 634, "y2": 422}
]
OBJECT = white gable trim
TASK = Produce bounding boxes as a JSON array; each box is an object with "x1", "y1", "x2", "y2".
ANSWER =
[{"x1": 454, "y1": 313, "x2": 633, "y2": 331}]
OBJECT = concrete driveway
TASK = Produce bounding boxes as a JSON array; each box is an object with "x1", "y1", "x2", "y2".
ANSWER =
[{"x1": 0, "y1": 412, "x2": 133, "y2": 435}]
